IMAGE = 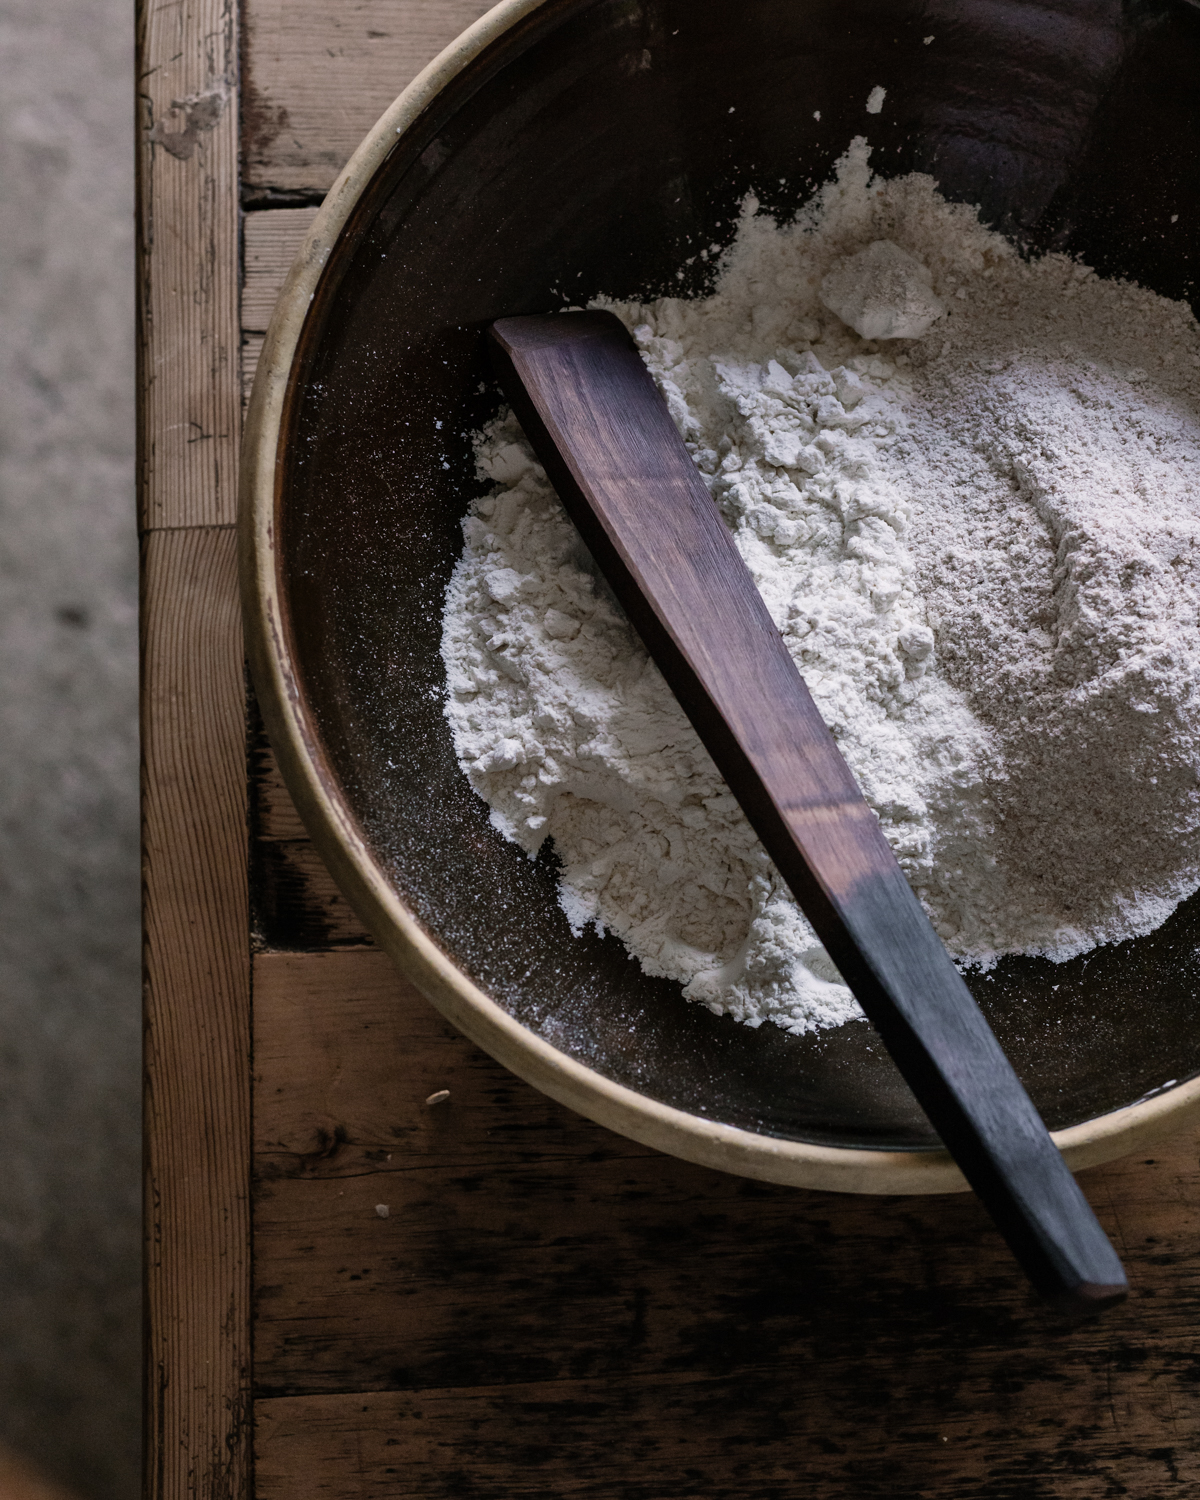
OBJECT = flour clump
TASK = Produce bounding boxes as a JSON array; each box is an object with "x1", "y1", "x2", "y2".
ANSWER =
[
  {"x1": 440, "y1": 138, "x2": 1200, "y2": 1036},
  {"x1": 821, "y1": 239, "x2": 946, "y2": 341}
]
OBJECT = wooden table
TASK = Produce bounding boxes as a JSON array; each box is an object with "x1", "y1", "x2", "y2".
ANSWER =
[{"x1": 138, "y1": 3, "x2": 1200, "y2": 1495}]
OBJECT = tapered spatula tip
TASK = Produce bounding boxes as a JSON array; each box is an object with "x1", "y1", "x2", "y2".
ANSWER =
[{"x1": 1053, "y1": 1280, "x2": 1129, "y2": 1315}]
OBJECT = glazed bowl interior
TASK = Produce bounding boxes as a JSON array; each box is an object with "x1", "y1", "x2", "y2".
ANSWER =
[{"x1": 274, "y1": 0, "x2": 1200, "y2": 1154}]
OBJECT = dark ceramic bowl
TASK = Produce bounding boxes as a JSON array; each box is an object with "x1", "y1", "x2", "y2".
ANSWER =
[{"x1": 241, "y1": 0, "x2": 1200, "y2": 1192}]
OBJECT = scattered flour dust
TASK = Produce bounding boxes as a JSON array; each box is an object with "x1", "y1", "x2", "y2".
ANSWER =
[{"x1": 440, "y1": 138, "x2": 1200, "y2": 1037}]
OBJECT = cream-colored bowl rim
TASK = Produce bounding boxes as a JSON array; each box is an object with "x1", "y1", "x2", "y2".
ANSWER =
[{"x1": 239, "y1": 0, "x2": 1200, "y2": 1195}]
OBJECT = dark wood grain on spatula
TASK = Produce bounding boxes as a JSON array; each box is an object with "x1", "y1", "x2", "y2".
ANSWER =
[{"x1": 488, "y1": 310, "x2": 1127, "y2": 1312}]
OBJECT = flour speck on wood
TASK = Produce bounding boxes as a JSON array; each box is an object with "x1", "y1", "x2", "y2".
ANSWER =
[{"x1": 441, "y1": 138, "x2": 1200, "y2": 1037}]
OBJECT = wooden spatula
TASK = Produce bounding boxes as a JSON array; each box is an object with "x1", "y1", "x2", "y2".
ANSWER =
[{"x1": 488, "y1": 309, "x2": 1127, "y2": 1312}]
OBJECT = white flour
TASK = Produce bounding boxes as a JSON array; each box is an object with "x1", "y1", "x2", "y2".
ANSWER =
[{"x1": 440, "y1": 139, "x2": 1200, "y2": 1035}]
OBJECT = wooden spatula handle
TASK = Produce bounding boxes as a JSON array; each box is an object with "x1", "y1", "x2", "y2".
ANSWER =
[{"x1": 489, "y1": 310, "x2": 1127, "y2": 1312}]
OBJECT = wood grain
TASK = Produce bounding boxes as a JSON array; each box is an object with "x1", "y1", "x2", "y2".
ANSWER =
[
  {"x1": 143, "y1": 527, "x2": 252, "y2": 1499},
  {"x1": 243, "y1": 208, "x2": 319, "y2": 331},
  {"x1": 252, "y1": 949, "x2": 1200, "y2": 1496},
  {"x1": 242, "y1": 0, "x2": 495, "y2": 191},
  {"x1": 241, "y1": 208, "x2": 316, "y2": 413},
  {"x1": 139, "y1": 0, "x2": 251, "y2": 1489},
  {"x1": 254, "y1": 1375, "x2": 1200, "y2": 1500},
  {"x1": 490, "y1": 311, "x2": 1125, "y2": 1308},
  {"x1": 137, "y1": 0, "x2": 241, "y2": 529}
]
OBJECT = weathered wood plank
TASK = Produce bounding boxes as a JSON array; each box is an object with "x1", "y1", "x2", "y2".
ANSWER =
[
  {"x1": 243, "y1": 207, "x2": 319, "y2": 331},
  {"x1": 242, "y1": 0, "x2": 495, "y2": 191},
  {"x1": 143, "y1": 526, "x2": 252, "y2": 1500},
  {"x1": 137, "y1": 0, "x2": 241, "y2": 529},
  {"x1": 254, "y1": 1363, "x2": 1200, "y2": 1499},
  {"x1": 253, "y1": 949, "x2": 640, "y2": 1161},
  {"x1": 251, "y1": 947, "x2": 1200, "y2": 1497}
]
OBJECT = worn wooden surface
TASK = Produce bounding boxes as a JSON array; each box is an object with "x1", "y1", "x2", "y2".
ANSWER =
[
  {"x1": 256, "y1": 1374, "x2": 1200, "y2": 1500},
  {"x1": 134, "y1": 0, "x2": 1200, "y2": 1494},
  {"x1": 243, "y1": 208, "x2": 319, "y2": 329},
  {"x1": 242, "y1": 0, "x2": 495, "y2": 193},
  {"x1": 142, "y1": 527, "x2": 252, "y2": 1500},
  {"x1": 138, "y1": 0, "x2": 252, "y2": 1489},
  {"x1": 241, "y1": 208, "x2": 318, "y2": 410},
  {"x1": 249, "y1": 949, "x2": 1200, "y2": 1498},
  {"x1": 138, "y1": 0, "x2": 241, "y2": 530}
]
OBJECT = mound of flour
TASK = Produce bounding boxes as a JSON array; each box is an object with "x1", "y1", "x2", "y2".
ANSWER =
[{"x1": 440, "y1": 138, "x2": 1200, "y2": 1036}]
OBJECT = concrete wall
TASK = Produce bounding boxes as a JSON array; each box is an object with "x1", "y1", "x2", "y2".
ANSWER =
[{"x1": 0, "y1": 0, "x2": 140, "y2": 1495}]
